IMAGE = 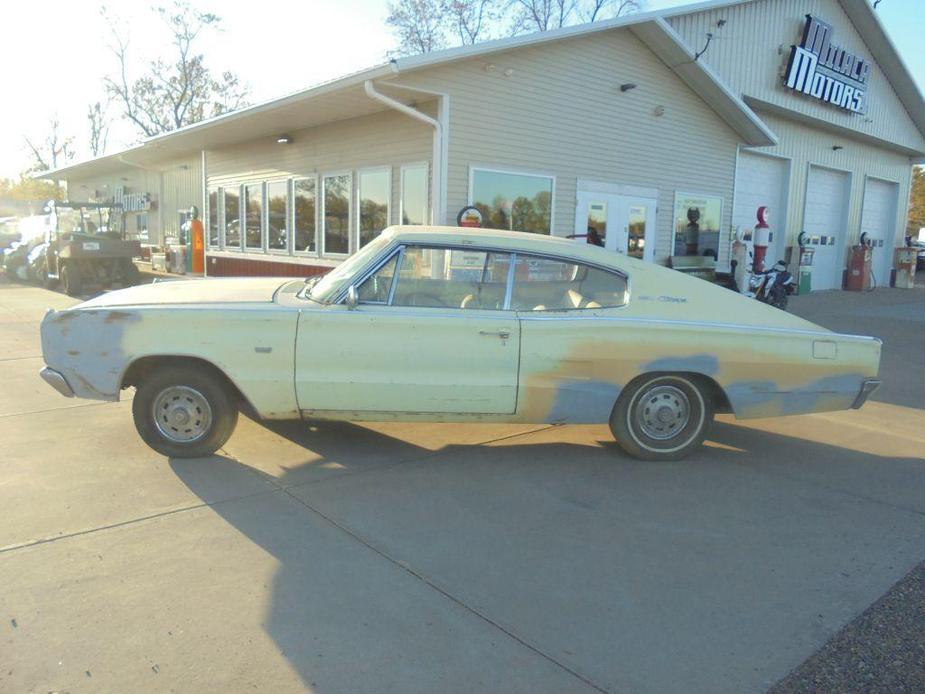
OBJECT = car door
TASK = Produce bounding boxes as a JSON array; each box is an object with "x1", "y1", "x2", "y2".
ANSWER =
[
  {"x1": 511, "y1": 254, "x2": 630, "y2": 424},
  {"x1": 295, "y1": 245, "x2": 520, "y2": 415}
]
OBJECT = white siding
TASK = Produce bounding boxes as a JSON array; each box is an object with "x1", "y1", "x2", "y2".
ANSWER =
[
  {"x1": 740, "y1": 111, "x2": 911, "y2": 257},
  {"x1": 668, "y1": 0, "x2": 925, "y2": 153},
  {"x1": 391, "y1": 29, "x2": 742, "y2": 265}
]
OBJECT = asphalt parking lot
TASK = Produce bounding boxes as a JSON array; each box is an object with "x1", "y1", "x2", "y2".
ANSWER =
[{"x1": 1, "y1": 276, "x2": 923, "y2": 693}]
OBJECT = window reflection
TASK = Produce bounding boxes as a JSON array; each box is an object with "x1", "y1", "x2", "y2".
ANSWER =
[
  {"x1": 244, "y1": 183, "x2": 263, "y2": 250},
  {"x1": 294, "y1": 178, "x2": 316, "y2": 253},
  {"x1": 401, "y1": 164, "x2": 428, "y2": 225},
  {"x1": 267, "y1": 180, "x2": 288, "y2": 251},
  {"x1": 586, "y1": 201, "x2": 606, "y2": 247},
  {"x1": 324, "y1": 174, "x2": 350, "y2": 254},
  {"x1": 224, "y1": 187, "x2": 240, "y2": 248},
  {"x1": 471, "y1": 169, "x2": 553, "y2": 234},
  {"x1": 207, "y1": 188, "x2": 220, "y2": 247},
  {"x1": 628, "y1": 206, "x2": 646, "y2": 259},
  {"x1": 359, "y1": 169, "x2": 390, "y2": 247}
]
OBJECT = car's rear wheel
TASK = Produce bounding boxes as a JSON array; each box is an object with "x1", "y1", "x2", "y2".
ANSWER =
[
  {"x1": 132, "y1": 365, "x2": 238, "y2": 458},
  {"x1": 609, "y1": 374, "x2": 713, "y2": 461}
]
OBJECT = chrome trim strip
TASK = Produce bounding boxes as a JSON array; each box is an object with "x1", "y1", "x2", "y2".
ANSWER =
[
  {"x1": 851, "y1": 378, "x2": 881, "y2": 409},
  {"x1": 40, "y1": 367, "x2": 75, "y2": 398}
]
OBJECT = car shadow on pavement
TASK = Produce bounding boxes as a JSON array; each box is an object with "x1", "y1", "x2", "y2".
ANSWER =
[{"x1": 168, "y1": 418, "x2": 924, "y2": 692}]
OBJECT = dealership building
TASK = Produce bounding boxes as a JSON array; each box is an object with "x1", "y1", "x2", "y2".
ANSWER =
[{"x1": 41, "y1": 0, "x2": 925, "y2": 290}]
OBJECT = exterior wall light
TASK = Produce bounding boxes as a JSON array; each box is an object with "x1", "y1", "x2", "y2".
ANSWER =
[
  {"x1": 276, "y1": 135, "x2": 293, "y2": 144},
  {"x1": 620, "y1": 83, "x2": 637, "y2": 92},
  {"x1": 832, "y1": 145, "x2": 844, "y2": 151},
  {"x1": 653, "y1": 105, "x2": 665, "y2": 117}
]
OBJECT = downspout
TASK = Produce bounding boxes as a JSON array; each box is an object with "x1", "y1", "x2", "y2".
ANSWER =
[{"x1": 364, "y1": 80, "x2": 444, "y2": 225}]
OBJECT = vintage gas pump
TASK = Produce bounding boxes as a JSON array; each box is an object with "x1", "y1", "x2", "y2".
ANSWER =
[
  {"x1": 797, "y1": 232, "x2": 814, "y2": 294},
  {"x1": 846, "y1": 232, "x2": 873, "y2": 291},
  {"x1": 188, "y1": 205, "x2": 205, "y2": 274},
  {"x1": 730, "y1": 226, "x2": 750, "y2": 292},
  {"x1": 894, "y1": 245, "x2": 916, "y2": 289},
  {"x1": 752, "y1": 206, "x2": 771, "y2": 273}
]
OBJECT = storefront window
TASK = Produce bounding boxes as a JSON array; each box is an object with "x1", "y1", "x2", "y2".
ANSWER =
[
  {"x1": 207, "y1": 187, "x2": 220, "y2": 247},
  {"x1": 294, "y1": 177, "x2": 316, "y2": 253},
  {"x1": 244, "y1": 183, "x2": 264, "y2": 251},
  {"x1": 224, "y1": 187, "x2": 240, "y2": 249},
  {"x1": 401, "y1": 164, "x2": 428, "y2": 225},
  {"x1": 267, "y1": 180, "x2": 288, "y2": 251},
  {"x1": 323, "y1": 174, "x2": 351, "y2": 254},
  {"x1": 673, "y1": 193, "x2": 723, "y2": 258},
  {"x1": 358, "y1": 168, "x2": 390, "y2": 248},
  {"x1": 585, "y1": 201, "x2": 607, "y2": 247},
  {"x1": 471, "y1": 168, "x2": 553, "y2": 235},
  {"x1": 134, "y1": 214, "x2": 149, "y2": 242},
  {"x1": 627, "y1": 205, "x2": 646, "y2": 259}
]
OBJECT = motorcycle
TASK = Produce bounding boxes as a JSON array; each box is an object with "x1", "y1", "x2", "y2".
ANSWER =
[{"x1": 746, "y1": 260, "x2": 795, "y2": 310}]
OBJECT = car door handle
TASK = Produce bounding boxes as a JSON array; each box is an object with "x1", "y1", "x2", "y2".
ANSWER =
[{"x1": 479, "y1": 329, "x2": 511, "y2": 339}]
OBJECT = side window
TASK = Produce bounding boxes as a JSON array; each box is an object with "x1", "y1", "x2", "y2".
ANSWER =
[
  {"x1": 510, "y1": 255, "x2": 627, "y2": 311},
  {"x1": 357, "y1": 253, "x2": 398, "y2": 304},
  {"x1": 389, "y1": 246, "x2": 511, "y2": 309}
]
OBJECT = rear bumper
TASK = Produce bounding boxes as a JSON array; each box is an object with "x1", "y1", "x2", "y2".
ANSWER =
[
  {"x1": 851, "y1": 378, "x2": 881, "y2": 409},
  {"x1": 40, "y1": 367, "x2": 75, "y2": 398}
]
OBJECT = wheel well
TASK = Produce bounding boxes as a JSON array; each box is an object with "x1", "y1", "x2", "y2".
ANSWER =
[
  {"x1": 626, "y1": 371, "x2": 733, "y2": 414},
  {"x1": 121, "y1": 355, "x2": 254, "y2": 415}
]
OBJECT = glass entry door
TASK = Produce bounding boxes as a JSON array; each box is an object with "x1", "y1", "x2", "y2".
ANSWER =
[{"x1": 575, "y1": 191, "x2": 657, "y2": 262}]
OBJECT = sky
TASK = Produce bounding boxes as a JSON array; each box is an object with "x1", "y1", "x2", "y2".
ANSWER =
[{"x1": 0, "y1": 0, "x2": 922, "y2": 179}]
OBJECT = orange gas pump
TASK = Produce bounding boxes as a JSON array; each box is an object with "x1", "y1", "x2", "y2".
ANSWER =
[
  {"x1": 846, "y1": 233, "x2": 873, "y2": 291},
  {"x1": 189, "y1": 206, "x2": 205, "y2": 274}
]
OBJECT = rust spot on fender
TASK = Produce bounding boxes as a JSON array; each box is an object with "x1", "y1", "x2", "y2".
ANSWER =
[{"x1": 105, "y1": 311, "x2": 135, "y2": 323}]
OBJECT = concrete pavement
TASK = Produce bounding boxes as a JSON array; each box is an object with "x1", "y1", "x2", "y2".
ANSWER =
[{"x1": 1, "y1": 277, "x2": 923, "y2": 693}]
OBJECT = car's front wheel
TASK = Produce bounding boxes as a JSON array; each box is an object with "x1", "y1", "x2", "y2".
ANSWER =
[
  {"x1": 132, "y1": 366, "x2": 238, "y2": 458},
  {"x1": 609, "y1": 374, "x2": 714, "y2": 461}
]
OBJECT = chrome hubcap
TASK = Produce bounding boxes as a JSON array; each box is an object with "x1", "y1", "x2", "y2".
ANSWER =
[
  {"x1": 152, "y1": 386, "x2": 212, "y2": 443},
  {"x1": 635, "y1": 385, "x2": 691, "y2": 440}
]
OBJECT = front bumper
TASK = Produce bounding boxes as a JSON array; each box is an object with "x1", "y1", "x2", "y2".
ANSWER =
[
  {"x1": 40, "y1": 367, "x2": 75, "y2": 398},
  {"x1": 851, "y1": 378, "x2": 881, "y2": 409}
]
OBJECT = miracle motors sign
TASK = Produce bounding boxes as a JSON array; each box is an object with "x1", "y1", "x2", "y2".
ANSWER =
[{"x1": 783, "y1": 14, "x2": 871, "y2": 114}]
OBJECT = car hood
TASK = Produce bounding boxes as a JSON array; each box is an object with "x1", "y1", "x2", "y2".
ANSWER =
[{"x1": 75, "y1": 277, "x2": 290, "y2": 308}]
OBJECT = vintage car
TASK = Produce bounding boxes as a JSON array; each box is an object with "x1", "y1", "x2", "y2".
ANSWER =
[{"x1": 39, "y1": 226, "x2": 882, "y2": 461}]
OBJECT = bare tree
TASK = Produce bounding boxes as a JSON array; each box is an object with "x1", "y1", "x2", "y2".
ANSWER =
[
  {"x1": 579, "y1": 0, "x2": 641, "y2": 22},
  {"x1": 386, "y1": 0, "x2": 449, "y2": 55},
  {"x1": 510, "y1": 0, "x2": 577, "y2": 32},
  {"x1": 103, "y1": 1, "x2": 250, "y2": 138},
  {"x1": 24, "y1": 117, "x2": 75, "y2": 173},
  {"x1": 87, "y1": 101, "x2": 110, "y2": 158},
  {"x1": 447, "y1": 0, "x2": 499, "y2": 45}
]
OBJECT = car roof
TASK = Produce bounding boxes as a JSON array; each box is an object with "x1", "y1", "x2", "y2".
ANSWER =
[{"x1": 383, "y1": 225, "x2": 641, "y2": 270}]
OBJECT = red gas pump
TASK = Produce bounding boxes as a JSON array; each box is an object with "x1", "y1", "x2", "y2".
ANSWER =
[
  {"x1": 752, "y1": 206, "x2": 771, "y2": 273},
  {"x1": 846, "y1": 232, "x2": 873, "y2": 291}
]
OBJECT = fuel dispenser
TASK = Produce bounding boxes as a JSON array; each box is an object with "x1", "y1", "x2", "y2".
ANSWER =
[
  {"x1": 895, "y1": 246, "x2": 917, "y2": 289},
  {"x1": 797, "y1": 232, "x2": 814, "y2": 294},
  {"x1": 846, "y1": 232, "x2": 873, "y2": 291},
  {"x1": 752, "y1": 206, "x2": 771, "y2": 272}
]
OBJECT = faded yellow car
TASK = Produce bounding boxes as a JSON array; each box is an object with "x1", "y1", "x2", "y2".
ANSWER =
[{"x1": 39, "y1": 226, "x2": 881, "y2": 461}]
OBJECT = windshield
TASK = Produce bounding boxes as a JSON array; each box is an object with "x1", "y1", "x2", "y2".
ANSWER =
[
  {"x1": 303, "y1": 235, "x2": 394, "y2": 303},
  {"x1": 55, "y1": 206, "x2": 123, "y2": 236}
]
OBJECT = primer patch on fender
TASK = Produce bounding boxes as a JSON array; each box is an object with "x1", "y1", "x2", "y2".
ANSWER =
[
  {"x1": 727, "y1": 373, "x2": 864, "y2": 418},
  {"x1": 545, "y1": 379, "x2": 622, "y2": 424},
  {"x1": 644, "y1": 354, "x2": 719, "y2": 376}
]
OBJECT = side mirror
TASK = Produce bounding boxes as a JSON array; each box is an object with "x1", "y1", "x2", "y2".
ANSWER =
[{"x1": 346, "y1": 285, "x2": 358, "y2": 310}]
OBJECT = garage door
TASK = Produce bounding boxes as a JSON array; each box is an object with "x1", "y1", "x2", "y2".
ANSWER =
[
  {"x1": 804, "y1": 166, "x2": 850, "y2": 291},
  {"x1": 733, "y1": 152, "x2": 788, "y2": 268},
  {"x1": 860, "y1": 178, "x2": 899, "y2": 287}
]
